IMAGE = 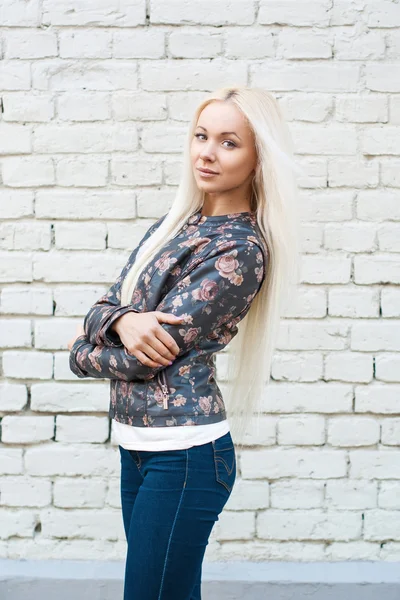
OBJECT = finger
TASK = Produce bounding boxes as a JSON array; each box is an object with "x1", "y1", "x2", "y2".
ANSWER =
[
  {"x1": 140, "y1": 340, "x2": 176, "y2": 365},
  {"x1": 154, "y1": 328, "x2": 182, "y2": 356},
  {"x1": 155, "y1": 311, "x2": 185, "y2": 323},
  {"x1": 132, "y1": 349, "x2": 165, "y2": 368}
]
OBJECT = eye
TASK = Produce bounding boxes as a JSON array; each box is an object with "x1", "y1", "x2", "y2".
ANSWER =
[
  {"x1": 194, "y1": 133, "x2": 206, "y2": 140},
  {"x1": 222, "y1": 140, "x2": 237, "y2": 149}
]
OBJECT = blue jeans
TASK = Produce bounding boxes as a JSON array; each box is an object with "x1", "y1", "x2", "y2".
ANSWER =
[{"x1": 119, "y1": 431, "x2": 236, "y2": 600}]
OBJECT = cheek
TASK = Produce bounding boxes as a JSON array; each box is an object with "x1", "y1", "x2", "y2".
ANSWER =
[{"x1": 220, "y1": 150, "x2": 253, "y2": 179}]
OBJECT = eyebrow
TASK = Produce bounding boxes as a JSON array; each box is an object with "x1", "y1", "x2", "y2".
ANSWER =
[{"x1": 195, "y1": 125, "x2": 242, "y2": 141}]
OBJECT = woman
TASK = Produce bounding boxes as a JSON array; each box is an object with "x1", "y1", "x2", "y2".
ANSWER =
[{"x1": 68, "y1": 86, "x2": 299, "y2": 600}]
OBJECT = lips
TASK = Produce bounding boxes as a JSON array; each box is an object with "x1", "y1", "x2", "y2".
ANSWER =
[{"x1": 197, "y1": 167, "x2": 219, "y2": 174}]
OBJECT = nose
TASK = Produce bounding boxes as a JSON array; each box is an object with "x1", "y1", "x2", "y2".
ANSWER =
[{"x1": 199, "y1": 141, "x2": 216, "y2": 163}]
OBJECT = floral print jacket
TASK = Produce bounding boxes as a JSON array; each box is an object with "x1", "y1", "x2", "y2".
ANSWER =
[{"x1": 69, "y1": 208, "x2": 267, "y2": 427}]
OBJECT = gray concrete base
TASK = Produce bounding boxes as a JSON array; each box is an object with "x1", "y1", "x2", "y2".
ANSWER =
[{"x1": 1, "y1": 559, "x2": 400, "y2": 599}]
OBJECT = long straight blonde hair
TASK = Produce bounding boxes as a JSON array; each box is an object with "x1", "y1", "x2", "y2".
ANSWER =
[{"x1": 120, "y1": 86, "x2": 301, "y2": 444}]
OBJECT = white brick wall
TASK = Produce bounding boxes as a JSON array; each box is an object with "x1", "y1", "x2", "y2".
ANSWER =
[{"x1": 0, "y1": 0, "x2": 399, "y2": 563}]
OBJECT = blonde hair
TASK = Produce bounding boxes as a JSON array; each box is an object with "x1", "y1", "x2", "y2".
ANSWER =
[{"x1": 121, "y1": 86, "x2": 301, "y2": 444}]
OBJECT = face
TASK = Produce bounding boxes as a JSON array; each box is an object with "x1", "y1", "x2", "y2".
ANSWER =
[{"x1": 190, "y1": 100, "x2": 258, "y2": 196}]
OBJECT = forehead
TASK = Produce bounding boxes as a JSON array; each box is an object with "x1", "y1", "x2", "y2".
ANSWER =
[{"x1": 196, "y1": 100, "x2": 250, "y2": 134}]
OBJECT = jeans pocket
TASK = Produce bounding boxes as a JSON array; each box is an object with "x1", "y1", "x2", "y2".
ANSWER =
[{"x1": 212, "y1": 432, "x2": 236, "y2": 493}]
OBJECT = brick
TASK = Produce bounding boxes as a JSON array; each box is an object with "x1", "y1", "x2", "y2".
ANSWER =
[
  {"x1": 300, "y1": 255, "x2": 351, "y2": 284},
  {"x1": 111, "y1": 158, "x2": 163, "y2": 186},
  {"x1": 364, "y1": 511, "x2": 400, "y2": 541},
  {"x1": 366, "y1": 65, "x2": 400, "y2": 93},
  {"x1": 41, "y1": 507, "x2": 124, "y2": 540},
  {"x1": 54, "y1": 352, "x2": 79, "y2": 381},
  {"x1": 325, "y1": 352, "x2": 373, "y2": 383},
  {"x1": 141, "y1": 123, "x2": 187, "y2": 153},
  {"x1": 278, "y1": 94, "x2": 332, "y2": 123},
  {"x1": 271, "y1": 352, "x2": 323, "y2": 382},
  {"x1": 277, "y1": 321, "x2": 348, "y2": 351},
  {"x1": 30, "y1": 383, "x2": 109, "y2": 412},
  {"x1": 33, "y1": 124, "x2": 138, "y2": 153},
  {"x1": 114, "y1": 29, "x2": 164, "y2": 58},
  {"x1": 259, "y1": 0, "x2": 331, "y2": 26},
  {"x1": 32, "y1": 60, "x2": 138, "y2": 91},
  {"x1": 328, "y1": 286, "x2": 379, "y2": 318},
  {"x1": 251, "y1": 63, "x2": 360, "y2": 92},
  {"x1": 365, "y1": 1, "x2": 400, "y2": 27},
  {"x1": 54, "y1": 222, "x2": 107, "y2": 250},
  {"x1": 59, "y1": 30, "x2": 112, "y2": 59},
  {"x1": 0, "y1": 319, "x2": 31, "y2": 348},
  {"x1": 257, "y1": 510, "x2": 361, "y2": 541},
  {"x1": 0, "y1": 253, "x2": 33, "y2": 282},
  {"x1": 35, "y1": 190, "x2": 136, "y2": 220},
  {"x1": 140, "y1": 59, "x2": 247, "y2": 91},
  {"x1": 33, "y1": 251, "x2": 128, "y2": 283},
  {"x1": 381, "y1": 160, "x2": 400, "y2": 187},
  {"x1": 150, "y1": 0, "x2": 255, "y2": 25},
  {"x1": 381, "y1": 288, "x2": 400, "y2": 317},
  {"x1": 324, "y1": 223, "x2": 376, "y2": 252},
  {"x1": 136, "y1": 188, "x2": 176, "y2": 218},
  {"x1": 379, "y1": 482, "x2": 400, "y2": 509},
  {"x1": 2, "y1": 93, "x2": 54, "y2": 122},
  {"x1": 0, "y1": 382, "x2": 27, "y2": 412},
  {"x1": 329, "y1": 0, "x2": 365, "y2": 26},
  {"x1": 56, "y1": 416, "x2": 109, "y2": 443},
  {"x1": 325, "y1": 480, "x2": 377, "y2": 509},
  {"x1": 1, "y1": 0, "x2": 41, "y2": 26},
  {"x1": 261, "y1": 383, "x2": 353, "y2": 414},
  {"x1": 107, "y1": 220, "x2": 158, "y2": 250},
  {"x1": 355, "y1": 385, "x2": 400, "y2": 414},
  {"x1": 297, "y1": 157, "x2": 328, "y2": 188},
  {"x1": 336, "y1": 95, "x2": 388, "y2": 123},
  {"x1": 328, "y1": 417, "x2": 379, "y2": 447},
  {"x1": 43, "y1": 0, "x2": 146, "y2": 26},
  {"x1": 236, "y1": 416, "x2": 276, "y2": 447},
  {"x1": 53, "y1": 286, "x2": 107, "y2": 317},
  {"x1": 1, "y1": 416, "x2": 54, "y2": 444},
  {"x1": 0, "y1": 191, "x2": 33, "y2": 218},
  {"x1": 334, "y1": 29, "x2": 385, "y2": 60},
  {"x1": 0, "y1": 62, "x2": 30, "y2": 90},
  {"x1": 277, "y1": 415, "x2": 325, "y2": 445},
  {"x1": 351, "y1": 322, "x2": 400, "y2": 351},
  {"x1": 225, "y1": 29, "x2": 275, "y2": 59},
  {"x1": 56, "y1": 156, "x2": 108, "y2": 187},
  {"x1": 3, "y1": 351, "x2": 53, "y2": 379},
  {"x1": 357, "y1": 191, "x2": 400, "y2": 221},
  {"x1": 354, "y1": 255, "x2": 400, "y2": 284},
  {"x1": 2, "y1": 157, "x2": 55, "y2": 187},
  {"x1": 328, "y1": 160, "x2": 379, "y2": 188},
  {"x1": 375, "y1": 354, "x2": 400, "y2": 382},
  {"x1": 225, "y1": 480, "x2": 270, "y2": 511},
  {"x1": 166, "y1": 91, "x2": 207, "y2": 122},
  {"x1": 5, "y1": 30, "x2": 57, "y2": 59},
  {"x1": 215, "y1": 511, "x2": 255, "y2": 541},
  {"x1": 0, "y1": 287, "x2": 53, "y2": 315},
  {"x1": 0, "y1": 222, "x2": 51, "y2": 251},
  {"x1": 241, "y1": 448, "x2": 346, "y2": 479},
  {"x1": 300, "y1": 224, "x2": 324, "y2": 253},
  {"x1": 378, "y1": 224, "x2": 400, "y2": 252},
  {"x1": 0, "y1": 510, "x2": 36, "y2": 539},
  {"x1": 0, "y1": 123, "x2": 31, "y2": 155},
  {"x1": 0, "y1": 477, "x2": 52, "y2": 507},
  {"x1": 362, "y1": 127, "x2": 400, "y2": 155},
  {"x1": 381, "y1": 418, "x2": 400, "y2": 446},
  {"x1": 279, "y1": 29, "x2": 332, "y2": 59},
  {"x1": 112, "y1": 92, "x2": 167, "y2": 121},
  {"x1": 54, "y1": 478, "x2": 107, "y2": 508},
  {"x1": 390, "y1": 96, "x2": 400, "y2": 124},
  {"x1": 24, "y1": 444, "x2": 118, "y2": 476},
  {"x1": 57, "y1": 92, "x2": 110, "y2": 121},
  {"x1": 300, "y1": 191, "x2": 353, "y2": 221},
  {"x1": 218, "y1": 540, "x2": 325, "y2": 562},
  {"x1": 270, "y1": 481, "x2": 324, "y2": 508},
  {"x1": 34, "y1": 318, "x2": 82, "y2": 350},
  {"x1": 0, "y1": 449, "x2": 23, "y2": 475},
  {"x1": 292, "y1": 124, "x2": 357, "y2": 155}
]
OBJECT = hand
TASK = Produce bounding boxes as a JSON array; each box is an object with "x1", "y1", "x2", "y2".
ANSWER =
[
  {"x1": 112, "y1": 311, "x2": 185, "y2": 368},
  {"x1": 68, "y1": 323, "x2": 85, "y2": 351}
]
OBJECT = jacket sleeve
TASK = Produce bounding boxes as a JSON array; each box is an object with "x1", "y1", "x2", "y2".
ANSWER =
[
  {"x1": 83, "y1": 215, "x2": 166, "y2": 347},
  {"x1": 69, "y1": 239, "x2": 266, "y2": 381}
]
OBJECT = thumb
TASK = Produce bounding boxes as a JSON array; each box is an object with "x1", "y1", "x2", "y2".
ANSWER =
[{"x1": 154, "y1": 311, "x2": 185, "y2": 323}]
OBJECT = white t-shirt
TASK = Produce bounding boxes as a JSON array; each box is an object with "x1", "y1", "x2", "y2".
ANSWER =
[
  {"x1": 113, "y1": 418, "x2": 230, "y2": 451},
  {"x1": 111, "y1": 242, "x2": 230, "y2": 451}
]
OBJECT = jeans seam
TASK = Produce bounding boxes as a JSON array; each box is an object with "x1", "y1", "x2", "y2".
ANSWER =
[{"x1": 157, "y1": 448, "x2": 189, "y2": 600}]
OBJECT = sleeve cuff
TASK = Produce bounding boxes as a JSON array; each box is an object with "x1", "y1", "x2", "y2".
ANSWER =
[{"x1": 100, "y1": 306, "x2": 141, "y2": 347}]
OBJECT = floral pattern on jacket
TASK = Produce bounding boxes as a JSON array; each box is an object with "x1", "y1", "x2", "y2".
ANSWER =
[{"x1": 69, "y1": 209, "x2": 267, "y2": 427}]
